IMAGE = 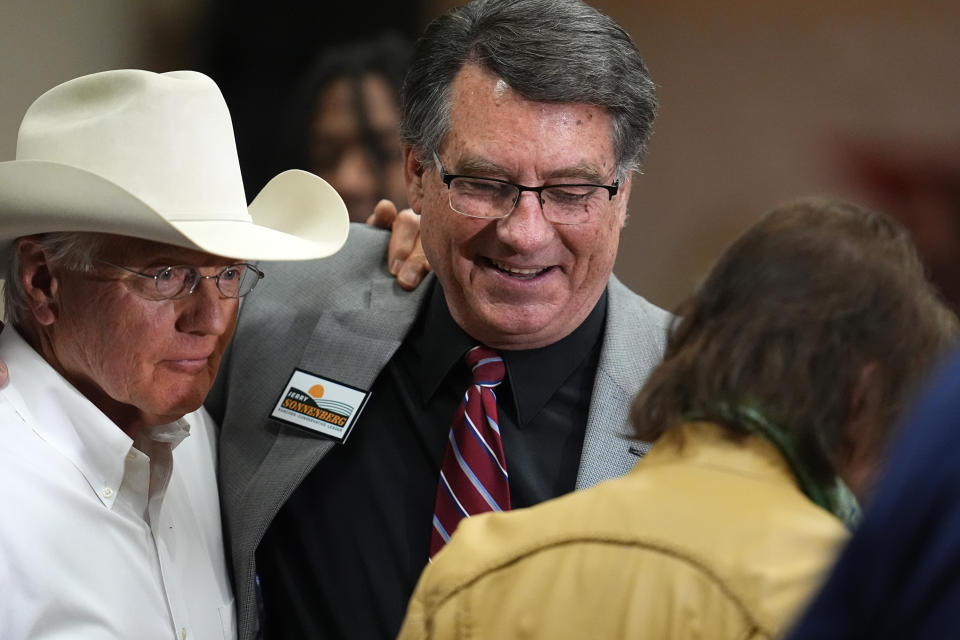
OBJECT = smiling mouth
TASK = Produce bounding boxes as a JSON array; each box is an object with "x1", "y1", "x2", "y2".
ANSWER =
[{"x1": 490, "y1": 259, "x2": 551, "y2": 279}]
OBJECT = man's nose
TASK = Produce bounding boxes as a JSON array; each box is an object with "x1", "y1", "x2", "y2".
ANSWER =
[
  {"x1": 176, "y1": 277, "x2": 236, "y2": 336},
  {"x1": 495, "y1": 190, "x2": 554, "y2": 252}
]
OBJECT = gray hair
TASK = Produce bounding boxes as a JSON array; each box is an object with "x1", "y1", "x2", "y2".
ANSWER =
[
  {"x1": 400, "y1": 0, "x2": 658, "y2": 181},
  {"x1": 3, "y1": 232, "x2": 103, "y2": 326}
]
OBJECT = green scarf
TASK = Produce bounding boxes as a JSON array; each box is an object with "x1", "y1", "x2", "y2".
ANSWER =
[{"x1": 687, "y1": 404, "x2": 861, "y2": 530}]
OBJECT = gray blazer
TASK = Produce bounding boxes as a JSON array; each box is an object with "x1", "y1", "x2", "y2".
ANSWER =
[{"x1": 207, "y1": 224, "x2": 671, "y2": 640}]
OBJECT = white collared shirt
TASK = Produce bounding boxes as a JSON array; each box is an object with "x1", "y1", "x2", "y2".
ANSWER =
[{"x1": 0, "y1": 328, "x2": 236, "y2": 639}]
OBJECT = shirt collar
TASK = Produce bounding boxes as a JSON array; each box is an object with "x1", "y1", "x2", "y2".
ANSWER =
[
  {"x1": 0, "y1": 327, "x2": 191, "y2": 508},
  {"x1": 414, "y1": 283, "x2": 608, "y2": 426}
]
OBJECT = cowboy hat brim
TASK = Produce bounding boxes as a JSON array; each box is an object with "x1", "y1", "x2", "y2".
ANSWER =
[{"x1": 0, "y1": 161, "x2": 349, "y2": 264}]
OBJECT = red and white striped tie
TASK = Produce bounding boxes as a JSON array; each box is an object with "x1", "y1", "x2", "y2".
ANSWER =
[{"x1": 429, "y1": 346, "x2": 510, "y2": 558}]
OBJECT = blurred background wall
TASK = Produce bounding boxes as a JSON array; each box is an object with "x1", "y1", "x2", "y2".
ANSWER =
[{"x1": 3, "y1": 0, "x2": 959, "y2": 314}]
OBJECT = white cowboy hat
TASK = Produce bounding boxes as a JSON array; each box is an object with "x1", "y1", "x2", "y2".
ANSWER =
[{"x1": 0, "y1": 69, "x2": 349, "y2": 264}]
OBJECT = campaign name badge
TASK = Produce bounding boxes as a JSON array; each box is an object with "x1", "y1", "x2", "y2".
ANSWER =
[{"x1": 270, "y1": 369, "x2": 371, "y2": 443}]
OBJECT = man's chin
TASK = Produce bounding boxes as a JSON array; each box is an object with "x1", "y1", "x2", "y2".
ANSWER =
[{"x1": 137, "y1": 391, "x2": 210, "y2": 426}]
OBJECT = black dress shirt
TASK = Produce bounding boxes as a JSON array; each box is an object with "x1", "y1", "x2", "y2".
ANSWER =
[{"x1": 257, "y1": 282, "x2": 607, "y2": 639}]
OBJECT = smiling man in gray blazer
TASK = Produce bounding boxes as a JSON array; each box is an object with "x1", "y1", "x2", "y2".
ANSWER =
[{"x1": 207, "y1": 1, "x2": 670, "y2": 639}]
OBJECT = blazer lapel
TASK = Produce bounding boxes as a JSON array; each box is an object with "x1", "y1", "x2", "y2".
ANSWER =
[
  {"x1": 233, "y1": 274, "x2": 433, "y2": 607},
  {"x1": 575, "y1": 277, "x2": 669, "y2": 490},
  {"x1": 243, "y1": 273, "x2": 433, "y2": 509}
]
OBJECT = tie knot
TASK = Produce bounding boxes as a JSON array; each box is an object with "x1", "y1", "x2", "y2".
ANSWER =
[{"x1": 465, "y1": 346, "x2": 504, "y2": 387}]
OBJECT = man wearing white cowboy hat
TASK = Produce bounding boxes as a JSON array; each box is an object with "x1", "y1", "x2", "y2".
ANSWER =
[{"x1": 0, "y1": 69, "x2": 355, "y2": 640}]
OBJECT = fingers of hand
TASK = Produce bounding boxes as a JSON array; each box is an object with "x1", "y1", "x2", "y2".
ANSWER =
[
  {"x1": 397, "y1": 248, "x2": 432, "y2": 291},
  {"x1": 388, "y1": 209, "x2": 422, "y2": 276},
  {"x1": 366, "y1": 199, "x2": 399, "y2": 229}
]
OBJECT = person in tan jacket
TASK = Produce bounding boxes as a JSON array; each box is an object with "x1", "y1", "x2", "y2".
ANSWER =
[{"x1": 398, "y1": 198, "x2": 958, "y2": 640}]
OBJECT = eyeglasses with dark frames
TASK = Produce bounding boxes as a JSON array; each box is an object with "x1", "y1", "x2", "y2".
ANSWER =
[
  {"x1": 95, "y1": 260, "x2": 264, "y2": 300},
  {"x1": 432, "y1": 152, "x2": 619, "y2": 225}
]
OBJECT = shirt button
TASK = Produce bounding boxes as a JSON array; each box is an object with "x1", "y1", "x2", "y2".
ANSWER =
[
  {"x1": 126, "y1": 450, "x2": 137, "y2": 461},
  {"x1": 101, "y1": 487, "x2": 114, "y2": 498}
]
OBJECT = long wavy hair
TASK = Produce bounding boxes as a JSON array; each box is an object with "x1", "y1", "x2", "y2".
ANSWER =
[{"x1": 631, "y1": 198, "x2": 958, "y2": 484}]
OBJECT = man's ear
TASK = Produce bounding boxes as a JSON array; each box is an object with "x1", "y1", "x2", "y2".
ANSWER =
[
  {"x1": 16, "y1": 237, "x2": 59, "y2": 326},
  {"x1": 403, "y1": 145, "x2": 426, "y2": 214},
  {"x1": 840, "y1": 361, "x2": 884, "y2": 501}
]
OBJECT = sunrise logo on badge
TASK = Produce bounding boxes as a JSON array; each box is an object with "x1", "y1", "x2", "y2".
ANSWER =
[{"x1": 270, "y1": 369, "x2": 372, "y2": 442}]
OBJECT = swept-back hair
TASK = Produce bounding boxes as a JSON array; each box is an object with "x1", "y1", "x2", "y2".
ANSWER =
[
  {"x1": 632, "y1": 198, "x2": 958, "y2": 483},
  {"x1": 400, "y1": 0, "x2": 657, "y2": 180}
]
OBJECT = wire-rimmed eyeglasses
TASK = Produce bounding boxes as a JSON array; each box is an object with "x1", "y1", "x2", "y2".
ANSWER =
[
  {"x1": 95, "y1": 260, "x2": 264, "y2": 300},
  {"x1": 432, "y1": 152, "x2": 619, "y2": 225}
]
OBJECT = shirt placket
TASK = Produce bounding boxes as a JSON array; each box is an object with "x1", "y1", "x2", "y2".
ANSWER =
[{"x1": 144, "y1": 437, "x2": 192, "y2": 640}]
